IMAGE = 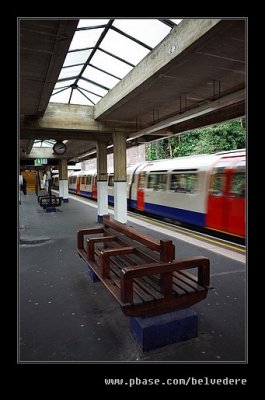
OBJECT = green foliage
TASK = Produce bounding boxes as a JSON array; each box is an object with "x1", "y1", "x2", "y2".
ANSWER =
[{"x1": 146, "y1": 119, "x2": 246, "y2": 160}]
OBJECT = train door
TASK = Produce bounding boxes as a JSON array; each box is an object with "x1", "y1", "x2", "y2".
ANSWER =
[
  {"x1": 76, "y1": 176, "x2": 81, "y2": 195},
  {"x1": 92, "y1": 175, "x2": 97, "y2": 199},
  {"x1": 225, "y1": 160, "x2": 245, "y2": 237},
  {"x1": 206, "y1": 161, "x2": 231, "y2": 233},
  {"x1": 137, "y1": 172, "x2": 146, "y2": 211}
]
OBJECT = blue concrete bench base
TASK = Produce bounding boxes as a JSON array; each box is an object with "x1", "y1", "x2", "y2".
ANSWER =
[
  {"x1": 45, "y1": 207, "x2": 57, "y2": 213},
  {"x1": 130, "y1": 308, "x2": 198, "y2": 352},
  {"x1": 87, "y1": 265, "x2": 101, "y2": 283}
]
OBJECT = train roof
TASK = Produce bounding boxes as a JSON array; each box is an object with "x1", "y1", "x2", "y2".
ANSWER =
[{"x1": 139, "y1": 153, "x2": 220, "y2": 173}]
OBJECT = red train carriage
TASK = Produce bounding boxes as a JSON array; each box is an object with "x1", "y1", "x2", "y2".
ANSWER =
[{"x1": 206, "y1": 151, "x2": 245, "y2": 237}]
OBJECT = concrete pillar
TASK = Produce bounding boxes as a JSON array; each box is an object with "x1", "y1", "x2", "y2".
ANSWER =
[
  {"x1": 112, "y1": 132, "x2": 127, "y2": 223},
  {"x1": 59, "y1": 159, "x2": 69, "y2": 203},
  {"x1": 96, "y1": 141, "x2": 108, "y2": 223}
]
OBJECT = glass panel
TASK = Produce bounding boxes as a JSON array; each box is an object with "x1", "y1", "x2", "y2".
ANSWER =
[
  {"x1": 33, "y1": 139, "x2": 56, "y2": 148},
  {"x1": 77, "y1": 87, "x2": 102, "y2": 104},
  {"x1": 147, "y1": 174, "x2": 167, "y2": 190},
  {"x1": 100, "y1": 30, "x2": 149, "y2": 65},
  {"x1": 83, "y1": 65, "x2": 120, "y2": 89},
  {"x1": 230, "y1": 172, "x2": 245, "y2": 198},
  {"x1": 70, "y1": 89, "x2": 93, "y2": 105},
  {"x1": 54, "y1": 80, "x2": 75, "y2": 90},
  {"x1": 58, "y1": 65, "x2": 82, "y2": 80},
  {"x1": 91, "y1": 50, "x2": 133, "y2": 78},
  {"x1": 63, "y1": 49, "x2": 92, "y2": 67},
  {"x1": 186, "y1": 174, "x2": 197, "y2": 193},
  {"x1": 77, "y1": 19, "x2": 109, "y2": 28},
  {"x1": 69, "y1": 28, "x2": 104, "y2": 50},
  {"x1": 50, "y1": 88, "x2": 71, "y2": 103},
  {"x1": 113, "y1": 19, "x2": 171, "y2": 48},
  {"x1": 170, "y1": 173, "x2": 197, "y2": 193},
  {"x1": 209, "y1": 168, "x2": 225, "y2": 196},
  {"x1": 79, "y1": 78, "x2": 108, "y2": 96},
  {"x1": 169, "y1": 19, "x2": 183, "y2": 25}
]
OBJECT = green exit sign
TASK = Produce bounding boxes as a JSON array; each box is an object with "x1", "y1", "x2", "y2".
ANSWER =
[{"x1": 34, "y1": 158, "x2": 48, "y2": 165}]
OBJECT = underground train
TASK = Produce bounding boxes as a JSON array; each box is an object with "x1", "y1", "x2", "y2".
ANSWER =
[{"x1": 52, "y1": 149, "x2": 246, "y2": 238}]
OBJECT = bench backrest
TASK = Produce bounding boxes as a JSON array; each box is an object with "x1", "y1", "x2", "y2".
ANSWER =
[{"x1": 103, "y1": 215, "x2": 175, "y2": 262}]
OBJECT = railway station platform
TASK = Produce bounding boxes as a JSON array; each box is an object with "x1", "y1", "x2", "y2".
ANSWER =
[{"x1": 18, "y1": 192, "x2": 246, "y2": 362}]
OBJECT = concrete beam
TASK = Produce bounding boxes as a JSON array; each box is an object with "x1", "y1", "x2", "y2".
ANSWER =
[
  {"x1": 126, "y1": 89, "x2": 245, "y2": 142},
  {"x1": 21, "y1": 147, "x2": 68, "y2": 160},
  {"x1": 20, "y1": 129, "x2": 112, "y2": 142},
  {"x1": 95, "y1": 19, "x2": 221, "y2": 119},
  {"x1": 23, "y1": 103, "x2": 110, "y2": 132}
]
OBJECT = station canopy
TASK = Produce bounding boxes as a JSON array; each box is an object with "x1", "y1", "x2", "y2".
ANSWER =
[{"x1": 50, "y1": 19, "x2": 182, "y2": 106}]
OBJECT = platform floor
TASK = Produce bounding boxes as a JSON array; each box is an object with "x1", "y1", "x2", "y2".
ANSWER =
[{"x1": 18, "y1": 192, "x2": 246, "y2": 362}]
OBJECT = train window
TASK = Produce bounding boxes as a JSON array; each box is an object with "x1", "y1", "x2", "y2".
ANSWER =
[
  {"x1": 230, "y1": 172, "x2": 245, "y2": 197},
  {"x1": 170, "y1": 173, "x2": 197, "y2": 193},
  {"x1": 81, "y1": 176, "x2": 86, "y2": 184},
  {"x1": 209, "y1": 168, "x2": 224, "y2": 196},
  {"x1": 86, "y1": 175, "x2": 92, "y2": 185},
  {"x1": 73, "y1": 176, "x2": 77, "y2": 183},
  {"x1": 147, "y1": 173, "x2": 167, "y2": 190},
  {"x1": 185, "y1": 174, "x2": 197, "y2": 193}
]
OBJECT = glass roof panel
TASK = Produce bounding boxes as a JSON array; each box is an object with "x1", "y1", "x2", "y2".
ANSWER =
[
  {"x1": 54, "y1": 80, "x2": 75, "y2": 90},
  {"x1": 71, "y1": 89, "x2": 94, "y2": 105},
  {"x1": 50, "y1": 87, "x2": 72, "y2": 103},
  {"x1": 113, "y1": 19, "x2": 171, "y2": 48},
  {"x1": 58, "y1": 65, "x2": 83, "y2": 80},
  {"x1": 91, "y1": 50, "x2": 133, "y2": 78},
  {"x1": 100, "y1": 29, "x2": 149, "y2": 65},
  {"x1": 82, "y1": 65, "x2": 120, "y2": 90},
  {"x1": 170, "y1": 19, "x2": 183, "y2": 25},
  {"x1": 77, "y1": 89, "x2": 102, "y2": 104},
  {"x1": 78, "y1": 79, "x2": 108, "y2": 97},
  {"x1": 63, "y1": 49, "x2": 92, "y2": 67},
  {"x1": 69, "y1": 28, "x2": 104, "y2": 51},
  {"x1": 77, "y1": 19, "x2": 110, "y2": 28},
  {"x1": 33, "y1": 139, "x2": 56, "y2": 148}
]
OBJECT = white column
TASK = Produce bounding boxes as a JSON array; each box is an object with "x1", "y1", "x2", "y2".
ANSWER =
[
  {"x1": 97, "y1": 181, "x2": 108, "y2": 222},
  {"x1": 96, "y1": 141, "x2": 108, "y2": 223},
  {"x1": 112, "y1": 132, "x2": 127, "y2": 223},
  {"x1": 62, "y1": 179, "x2": 69, "y2": 203},
  {"x1": 59, "y1": 159, "x2": 68, "y2": 203},
  {"x1": 59, "y1": 180, "x2": 63, "y2": 199},
  {"x1": 114, "y1": 181, "x2": 127, "y2": 223}
]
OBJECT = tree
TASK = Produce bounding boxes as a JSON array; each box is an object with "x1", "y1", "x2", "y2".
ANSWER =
[{"x1": 146, "y1": 118, "x2": 246, "y2": 160}]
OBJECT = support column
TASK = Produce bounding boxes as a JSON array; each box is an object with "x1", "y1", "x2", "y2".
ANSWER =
[
  {"x1": 112, "y1": 132, "x2": 127, "y2": 223},
  {"x1": 59, "y1": 159, "x2": 69, "y2": 203},
  {"x1": 96, "y1": 141, "x2": 108, "y2": 223}
]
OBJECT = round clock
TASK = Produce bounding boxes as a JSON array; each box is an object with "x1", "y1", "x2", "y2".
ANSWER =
[{"x1": 53, "y1": 141, "x2": 66, "y2": 155}]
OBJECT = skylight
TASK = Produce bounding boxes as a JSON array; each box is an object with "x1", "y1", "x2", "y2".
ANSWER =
[{"x1": 50, "y1": 18, "x2": 182, "y2": 106}]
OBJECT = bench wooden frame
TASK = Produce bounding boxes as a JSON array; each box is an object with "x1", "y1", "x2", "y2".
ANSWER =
[{"x1": 77, "y1": 215, "x2": 210, "y2": 317}]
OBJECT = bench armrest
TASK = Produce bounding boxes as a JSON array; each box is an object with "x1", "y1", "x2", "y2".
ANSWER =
[
  {"x1": 120, "y1": 256, "x2": 210, "y2": 303},
  {"x1": 86, "y1": 236, "x2": 116, "y2": 261},
  {"x1": 99, "y1": 246, "x2": 135, "y2": 278},
  {"x1": 77, "y1": 228, "x2": 104, "y2": 250}
]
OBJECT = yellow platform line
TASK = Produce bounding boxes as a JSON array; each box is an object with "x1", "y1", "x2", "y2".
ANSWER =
[{"x1": 130, "y1": 214, "x2": 246, "y2": 253}]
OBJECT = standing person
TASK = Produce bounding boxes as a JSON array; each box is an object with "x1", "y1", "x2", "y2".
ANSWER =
[
  {"x1": 22, "y1": 177, "x2": 27, "y2": 195},
  {"x1": 19, "y1": 175, "x2": 23, "y2": 204}
]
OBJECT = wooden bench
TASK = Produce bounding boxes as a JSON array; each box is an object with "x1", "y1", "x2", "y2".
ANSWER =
[{"x1": 77, "y1": 215, "x2": 210, "y2": 317}]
